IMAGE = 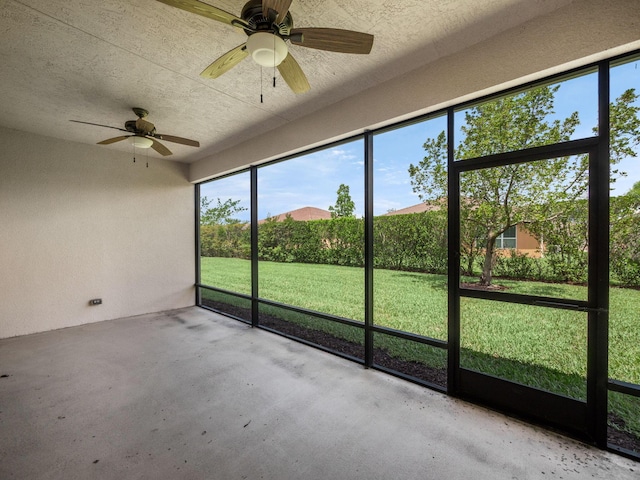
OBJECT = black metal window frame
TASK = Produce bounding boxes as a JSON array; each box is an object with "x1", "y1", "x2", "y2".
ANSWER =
[{"x1": 195, "y1": 49, "x2": 640, "y2": 460}]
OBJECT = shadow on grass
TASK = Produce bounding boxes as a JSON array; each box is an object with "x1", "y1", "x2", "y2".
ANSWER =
[
  {"x1": 460, "y1": 350, "x2": 587, "y2": 399},
  {"x1": 200, "y1": 293, "x2": 639, "y2": 452},
  {"x1": 495, "y1": 280, "x2": 582, "y2": 298},
  {"x1": 387, "y1": 271, "x2": 584, "y2": 299},
  {"x1": 384, "y1": 272, "x2": 449, "y2": 292}
]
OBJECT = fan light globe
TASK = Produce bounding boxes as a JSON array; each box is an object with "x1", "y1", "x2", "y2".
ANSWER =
[
  {"x1": 246, "y1": 32, "x2": 288, "y2": 67},
  {"x1": 130, "y1": 136, "x2": 153, "y2": 149}
]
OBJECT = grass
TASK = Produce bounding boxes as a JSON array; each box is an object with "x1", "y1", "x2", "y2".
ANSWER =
[
  {"x1": 200, "y1": 257, "x2": 251, "y2": 295},
  {"x1": 460, "y1": 297, "x2": 588, "y2": 399},
  {"x1": 259, "y1": 261, "x2": 365, "y2": 322},
  {"x1": 200, "y1": 256, "x2": 640, "y2": 438}
]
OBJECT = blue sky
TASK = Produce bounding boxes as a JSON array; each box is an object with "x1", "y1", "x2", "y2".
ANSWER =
[{"x1": 200, "y1": 58, "x2": 639, "y2": 222}]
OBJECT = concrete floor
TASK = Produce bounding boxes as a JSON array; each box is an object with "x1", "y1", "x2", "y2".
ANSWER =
[{"x1": 0, "y1": 307, "x2": 637, "y2": 479}]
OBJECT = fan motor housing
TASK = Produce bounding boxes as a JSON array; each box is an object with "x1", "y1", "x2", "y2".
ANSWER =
[
  {"x1": 241, "y1": 0, "x2": 292, "y2": 35},
  {"x1": 124, "y1": 120, "x2": 138, "y2": 133}
]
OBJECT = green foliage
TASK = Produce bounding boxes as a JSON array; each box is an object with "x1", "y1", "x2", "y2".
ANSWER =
[
  {"x1": 201, "y1": 198, "x2": 640, "y2": 288},
  {"x1": 200, "y1": 196, "x2": 247, "y2": 226},
  {"x1": 373, "y1": 210, "x2": 447, "y2": 273},
  {"x1": 199, "y1": 196, "x2": 250, "y2": 261},
  {"x1": 611, "y1": 183, "x2": 640, "y2": 286},
  {"x1": 200, "y1": 223, "x2": 250, "y2": 259},
  {"x1": 493, "y1": 251, "x2": 540, "y2": 280},
  {"x1": 544, "y1": 250, "x2": 589, "y2": 284},
  {"x1": 328, "y1": 183, "x2": 356, "y2": 218},
  {"x1": 255, "y1": 211, "x2": 449, "y2": 272},
  {"x1": 527, "y1": 199, "x2": 589, "y2": 283},
  {"x1": 201, "y1": 204, "x2": 640, "y2": 288},
  {"x1": 460, "y1": 218, "x2": 485, "y2": 276},
  {"x1": 257, "y1": 215, "x2": 364, "y2": 265},
  {"x1": 258, "y1": 215, "x2": 319, "y2": 263},
  {"x1": 607, "y1": 89, "x2": 640, "y2": 169},
  {"x1": 606, "y1": 90, "x2": 640, "y2": 286},
  {"x1": 410, "y1": 86, "x2": 582, "y2": 286},
  {"x1": 317, "y1": 216, "x2": 364, "y2": 266},
  {"x1": 408, "y1": 86, "x2": 640, "y2": 287}
]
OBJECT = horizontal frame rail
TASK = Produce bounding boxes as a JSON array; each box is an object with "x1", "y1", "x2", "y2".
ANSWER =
[
  {"x1": 460, "y1": 288, "x2": 589, "y2": 310},
  {"x1": 371, "y1": 325, "x2": 447, "y2": 349},
  {"x1": 373, "y1": 365, "x2": 448, "y2": 393},
  {"x1": 258, "y1": 324, "x2": 365, "y2": 365},
  {"x1": 453, "y1": 137, "x2": 598, "y2": 171},
  {"x1": 197, "y1": 284, "x2": 252, "y2": 301},
  {"x1": 608, "y1": 379, "x2": 640, "y2": 397},
  {"x1": 257, "y1": 297, "x2": 364, "y2": 328}
]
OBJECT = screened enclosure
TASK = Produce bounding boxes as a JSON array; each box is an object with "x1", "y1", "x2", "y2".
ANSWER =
[{"x1": 197, "y1": 51, "x2": 640, "y2": 459}]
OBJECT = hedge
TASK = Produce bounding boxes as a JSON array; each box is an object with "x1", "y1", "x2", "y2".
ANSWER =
[{"x1": 200, "y1": 208, "x2": 640, "y2": 287}]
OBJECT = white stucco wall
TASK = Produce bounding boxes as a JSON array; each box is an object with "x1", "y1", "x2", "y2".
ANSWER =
[{"x1": 0, "y1": 127, "x2": 195, "y2": 338}]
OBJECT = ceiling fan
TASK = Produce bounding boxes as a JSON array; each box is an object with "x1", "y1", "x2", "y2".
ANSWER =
[
  {"x1": 70, "y1": 108, "x2": 200, "y2": 156},
  {"x1": 156, "y1": 0, "x2": 374, "y2": 93}
]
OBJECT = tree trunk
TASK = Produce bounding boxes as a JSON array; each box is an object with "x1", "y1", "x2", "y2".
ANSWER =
[
  {"x1": 465, "y1": 254, "x2": 474, "y2": 277},
  {"x1": 479, "y1": 235, "x2": 497, "y2": 286}
]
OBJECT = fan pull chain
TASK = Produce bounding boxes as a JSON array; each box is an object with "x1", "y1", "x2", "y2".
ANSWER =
[
  {"x1": 260, "y1": 67, "x2": 264, "y2": 103},
  {"x1": 273, "y1": 35, "x2": 276, "y2": 88}
]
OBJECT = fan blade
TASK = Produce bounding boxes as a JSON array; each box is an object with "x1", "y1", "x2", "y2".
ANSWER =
[
  {"x1": 290, "y1": 28, "x2": 373, "y2": 54},
  {"x1": 262, "y1": 0, "x2": 292, "y2": 24},
  {"x1": 155, "y1": 0, "x2": 248, "y2": 29},
  {"x1": 150, "y1": 138, "x2": 173, "y2": 156},
  {"x1": 154, "y1": 134, "x2": 200, "y2": 147},
  {"x1": 201, "y1": 44, "x2": 248, "y2": 79},
  {"x1": 277, "y1": 53, "x2": 310, "y2": 94},
  {"x1": 97, "y1": 136, "x2": 130, "y2": 145},
  {"x1": 70, "y1": 120, "x2": 128, "y2": 133},
  {"x1": 136, "y1": 117, "x2": 155, "y2": 135}
]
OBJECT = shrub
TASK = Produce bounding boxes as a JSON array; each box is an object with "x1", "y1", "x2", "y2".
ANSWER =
[
  {"x1": 200, "y1": 223, "x2": 250, "y2": 259},
  {"x1": 374, "y1": 211, "x2": 447, "y2": 274},
  {"x1": 612, "y1": 257, "x2": 640, "y2": 286},
  {"x1": 494, "y1": 251, "x2": 539, "y2": 280}
]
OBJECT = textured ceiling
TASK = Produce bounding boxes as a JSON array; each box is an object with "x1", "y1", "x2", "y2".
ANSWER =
[{"x1": 0, "y1": 0, "x2": 576, "y2": 163}]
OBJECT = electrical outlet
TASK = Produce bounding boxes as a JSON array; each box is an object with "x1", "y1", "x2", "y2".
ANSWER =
[{"x1": 89, "y1": 298, "x2": 102, "y2": 306}]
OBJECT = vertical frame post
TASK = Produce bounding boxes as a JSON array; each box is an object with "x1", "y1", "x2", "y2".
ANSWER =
[
  {"x1": 588, "y1": 61, "x2": 610, "y2": 446},
  {"x1": 447, "y1": 107, "x2": 459, "y2": 394},
  {"x1": 251, "y1": 165, "x2": 259, "y2": 327},
  {"x1": 364, "y1": 131, "x2": 374, "y2": 367},
  {"x1": 195, "y1": 182, "x2": 202, "y2": 306}
]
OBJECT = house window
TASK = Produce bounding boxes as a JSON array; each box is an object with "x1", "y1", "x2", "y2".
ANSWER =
[{"x1": 496, "y1": 225, "x2": 517, "y2": 249}]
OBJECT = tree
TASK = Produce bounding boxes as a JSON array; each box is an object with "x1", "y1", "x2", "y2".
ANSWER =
[
  {"x1": 528, "y1": 199, "x2": 590, "y2": 283},
  {"x1": 200, "y1": 196, "x2": 247, "y2": 225},
  {"x1": 626, "y1": 180, "x2": 640, "y2": 197},
  {"x1": 328, "y1": 184, "x2": 355, "y2": 218},
  {"x1": 610, "y1": 181, "x2": 640, "y2": 286},
  {"x1": 609, "y1": 89, "x2": 640, "y2": 178},
  {"x1": 408, "y1": 85, "x2": 640, "y2": 286},
  {"x1": 200, "y1": 196, "x2": 250, "y2": 259}
]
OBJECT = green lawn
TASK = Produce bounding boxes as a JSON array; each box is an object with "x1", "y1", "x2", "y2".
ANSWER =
[{"x1": 200, "y1": 256, "x2": 640, "y2": 437}]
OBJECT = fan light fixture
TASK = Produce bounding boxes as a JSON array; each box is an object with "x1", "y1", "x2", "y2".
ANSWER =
[
  {"x1": 130, "y1": 136, "x2": 153, "y2": 149},
  {"x1": 246, "y1": 32, "x2": 288, "y2": 67}
]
